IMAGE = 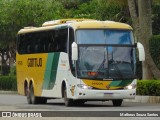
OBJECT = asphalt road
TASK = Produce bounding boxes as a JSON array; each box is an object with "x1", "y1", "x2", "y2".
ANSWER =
[
  {"x1": 0, "y1": 94, "x2": 160, "y2": 119},
  {"x1": 0, "y1": 94, "x2": 160, "y2": 111}
]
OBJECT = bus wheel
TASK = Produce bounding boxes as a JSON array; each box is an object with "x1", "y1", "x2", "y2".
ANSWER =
[
  {"x1": 28, "y1": 84, "x2": 39, "y2": 104},
  {"x1": 112, "y1": 99, "x2": 123, "y2": 106},
  {"x1": 26, "y1": 87, "x2": 32, "y2": 104},
  {"x1": 63, "y1": 86, "x2": 73, "y2": 107},
  {"x1": 39, "y1": 97, "x2": 47, "y2": 104},
  {"x1": 75, "y1": 100, "x2": 85, "y2": 106}
]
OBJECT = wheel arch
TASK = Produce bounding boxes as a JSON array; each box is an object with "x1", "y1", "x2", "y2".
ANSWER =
[
  {"x1": 29, "y1": 78, "x2": 35, "y2": 89},
  {"x1": 24, "y1": 80, "x2": 28, "y2": 96},
  {"x1": 61, "y1": 79, "x2": 67, "y2": 98}
]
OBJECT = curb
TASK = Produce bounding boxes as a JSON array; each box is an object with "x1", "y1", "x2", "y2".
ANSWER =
[
  {"x1": 124, "y1": 96, "x2": 160, "y2": 103},
  {"x1": 0, "y1": 91, "x2": 18, "y2": 94}
]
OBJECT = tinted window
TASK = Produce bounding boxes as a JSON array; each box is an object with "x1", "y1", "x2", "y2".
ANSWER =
[
  {"x1": 76, "y1": 29, "x2": 133, "y2": 45},
  {"x1": 17, "y1": 28, "x2": 68, "y2": 54}
]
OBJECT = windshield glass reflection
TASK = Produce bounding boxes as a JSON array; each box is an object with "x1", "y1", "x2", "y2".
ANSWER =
[
  {"x1": 77, "y1": 46, "x2": 136, "y2": 79},
  {"x1": 76, "y1": 29, "x2": 136, "y2": 80}
]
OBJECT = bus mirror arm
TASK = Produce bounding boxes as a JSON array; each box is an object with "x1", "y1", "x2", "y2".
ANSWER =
[
  {"x1": 72, "y1": 42, "x2": 78, "y2": 61},
  {"x1": 136, "y1": 42, "x2": 145, "y2": 61}
]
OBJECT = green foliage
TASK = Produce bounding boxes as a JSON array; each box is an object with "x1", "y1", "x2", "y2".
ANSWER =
[
  {"x1": 56, "y1": 0, "x2": 130, "y2": 21},
  {"x1": 0, "y1": 76, "x2": 17, "y2": 91},
  {"x1": 0, "y1": 0, "x2": 132, "y2": 48},
  {"x1": 0, "y1": 0, "x2": 65, "y2": 46},
  {"x1": 149, "y1": 35, "x2": 160, "y2": 70},
  {"x1": 95, "y1": 0, "x2": 122, "y2": 20},
  {"x1": 137, "y1": 80, "x2": 160, "y2": 96},
  {"x1": 152, "y1": 3, "x2": 160, "y2": 35},
  {"x1": 9, "y1": 66, "x2": 16, "y2": 76},
  {"x1": 4, "y1": 0, "x2": 63, "y2": 26}
]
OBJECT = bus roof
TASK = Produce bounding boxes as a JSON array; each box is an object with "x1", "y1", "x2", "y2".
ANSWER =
[
  {"x1": 42, "y1": 18, "x2": 95, "y2": 27},
  {"x1": 18, "y1": 19, "x2": 133, "y2": 34},
  {"x1": 70, "y1": 20, "x2": 132, "y2": 30}
]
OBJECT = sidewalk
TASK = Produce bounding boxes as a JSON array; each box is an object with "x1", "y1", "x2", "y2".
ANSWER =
[
  {"x1": 0, "y1": 91, "x2": 18, "y2": 94},
  {"x1": 124, "y1": 95, "x2": 160, "y2": 103}
]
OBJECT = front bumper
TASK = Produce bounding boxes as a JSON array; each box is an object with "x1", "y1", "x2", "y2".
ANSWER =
[{"x1": 74, "y1": 88, "x2": 136, "y2": 100}]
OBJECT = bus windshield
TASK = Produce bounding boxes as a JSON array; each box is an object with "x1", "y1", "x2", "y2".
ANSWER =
[
  {"x1": 77, "y1": 29, "x2": 134, "y2": 44},
  {"x1": 76, "y1": 29, "x2": 136, "y2": 80}
]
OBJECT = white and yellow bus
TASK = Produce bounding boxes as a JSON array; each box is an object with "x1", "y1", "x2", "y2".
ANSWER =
[{"x1": 16, "y1": 19, "x2": 145, "y2": 106}]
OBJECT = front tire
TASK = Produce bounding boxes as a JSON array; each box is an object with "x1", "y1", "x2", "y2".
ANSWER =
[
  {"x1": 39, "y1": 97, "x2": 47, "y2": 104},
  {"x1": 112, "y1": 99, "x2": 123, "y2": 106},
  {"x1": 63, "y1": 86, "x2": 73, "y2": 107},
  {"x1": 74, "y1": 100, "x2": 85, "y2": 106}
]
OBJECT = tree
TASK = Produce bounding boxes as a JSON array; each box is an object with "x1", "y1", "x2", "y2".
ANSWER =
[
  {"x1": 128, "y1": 0, "x2": 160, "y2": 79},
  {"x1": 0, "y1": 0, "x2": 64, "y2": 75},
  {"x1": 152, "y1": 2, "x2": 160, "y2": 35}
]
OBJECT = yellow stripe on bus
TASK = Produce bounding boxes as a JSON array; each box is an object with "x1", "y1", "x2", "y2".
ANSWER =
[{"x1": 82, "y1": 79, "x2": 122, "y2": 90}]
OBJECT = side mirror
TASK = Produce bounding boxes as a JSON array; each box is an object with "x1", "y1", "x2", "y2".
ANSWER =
[
  {"x1": 137, "y1": 42, "x2": 145, "y2": 61},
  {"x1": 72, "y1": 42, "x2": 78, "y2": 61}
]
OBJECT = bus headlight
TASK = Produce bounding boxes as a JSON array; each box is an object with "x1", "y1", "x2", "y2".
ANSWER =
[
  {"x1": 125, "y1": 79, "x2": 137, "y2": 90},
  {"x1": 125, "y1": 84, "x2": 136, "y2": 90},
  {"x1": 77, "y1": 84, "x2": 93, "y2": 89}
]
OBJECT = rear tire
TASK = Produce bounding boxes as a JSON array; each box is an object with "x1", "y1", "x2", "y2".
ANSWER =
[
  {"x1": 26, "y1": 86, "x2": 32, "y2": 104},
  {"x1": 27, "y1": 84, "x2": 47, "y2": 104},
  {"x1": 27, "y1": 84, "x2": 39, "y2": 104},
  {"x1": 112, "y1": 99, "x2": 123, "y2": 106}
]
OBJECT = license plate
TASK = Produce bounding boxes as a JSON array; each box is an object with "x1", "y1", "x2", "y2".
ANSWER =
[{"x1": 104, "y1": 93, "x2": 113, "y2": 97}]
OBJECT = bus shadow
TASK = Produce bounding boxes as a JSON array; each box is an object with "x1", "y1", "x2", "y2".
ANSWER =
[
  {"x1": 47, "y1": 102, "x2": 65, "y2": 106},
  {"x1": 46, "y1": 102, "x2": 125, "y2": 107}
]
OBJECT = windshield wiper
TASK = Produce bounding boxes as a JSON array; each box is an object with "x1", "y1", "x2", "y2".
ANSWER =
[
  {"x1": 109, "y1": 60, "x2": 124, "y2": 79},
  {"x1": 92, "y1": 58, "x2": 106, "y2": 79},
  {"x1": 98, "y1": 59, "x2": 106, "y2": 72}
]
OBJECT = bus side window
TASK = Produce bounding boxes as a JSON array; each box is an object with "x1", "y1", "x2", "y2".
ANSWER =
[
  {"x1": 48, "y1": 42, "x2": 54, "y2": 52},
  {"x1": 35, "y1": 39, "x2": 42, "y2": 53},
  {"x1": 63, "y1": 30, "x2": 68, "y2": 53},
  {"x1": 46, "y1": 31, "x2": 55, "y2": 52},
  {"x1": 42, "y1": 32, "x2": 47, "y2": 53},
  {"x1": 26, "y1": 33, "x2": 34, "y2": 54},
  {"x1": 43, "y1": 43, "x2": 47, "y2": 53},
  {"x1": 54, "y1": 32, "x2": 60, "y2": 52},
  {"x1": 18, "y1": 34, "x2": 27, "y2": 54},
  {"x1": 57, "y1": 29, "x2": 68, "y2": 53},
  {"x1": 27, "y1": 45, "x2": 31, "y2": 54}
]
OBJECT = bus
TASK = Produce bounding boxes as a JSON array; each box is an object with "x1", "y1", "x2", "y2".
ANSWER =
[{"x1": 16, "y1": 19, "x2": 145, "y2": 106}]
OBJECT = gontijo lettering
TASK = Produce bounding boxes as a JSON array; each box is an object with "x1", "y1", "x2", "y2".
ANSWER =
[{"x1": 27, "y1": 58, "x2": 42, "y2": 67}]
